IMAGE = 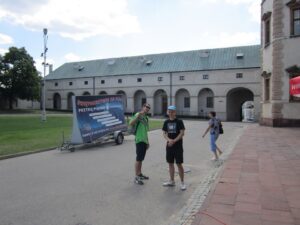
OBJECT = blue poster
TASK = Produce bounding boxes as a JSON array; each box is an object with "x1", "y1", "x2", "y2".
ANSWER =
[{"x1": 72, "y1": 95, "x2": 127, "y2": 143}]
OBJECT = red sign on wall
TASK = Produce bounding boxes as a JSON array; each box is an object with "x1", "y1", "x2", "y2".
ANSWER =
[{"x1": 290, "y1": 76, "x2": 300, "y2": 97}]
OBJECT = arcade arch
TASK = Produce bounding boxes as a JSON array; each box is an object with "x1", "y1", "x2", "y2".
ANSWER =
[
  {"x1": 198, "y1": 88, "x2": 214, "y2": 118},
  {"x1": 153, "y1": 89, "x2": 168, "y2": 115},
  {"x1": 226, "y1": 87, "x2": 254, "y2": 121},
  {"x1": 67, "y1": 92, "x2": 74, "y2": 110},
  {"x1": 175, "y1": 89, "x2": 190, "y2": 115},
  {"x1": 134, "y1": 90, "x2": 146, "y2": 112},
  {"x1": 83, "y1": 91, "x2": 91, "y2": 96},
  {"x1": 53, "y1": 93, "x2": 61, "y2": 109},
  {"x1": 116, "y1": 90, "x2": 127, "y2": 111}
]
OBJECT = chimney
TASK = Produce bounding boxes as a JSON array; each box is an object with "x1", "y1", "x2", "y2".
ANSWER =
[{"x1": 49, "y1": 64, "x2": 53, "y2": 73}]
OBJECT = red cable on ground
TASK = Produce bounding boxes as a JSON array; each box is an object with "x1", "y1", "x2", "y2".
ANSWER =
[{"x1": 198, "y1": 211, "x2": 227, "y2": 225}]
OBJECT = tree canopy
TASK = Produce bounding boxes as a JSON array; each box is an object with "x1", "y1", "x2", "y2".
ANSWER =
[{"x1": 0, "y1": 47, "x2": 41, "y2": 109}]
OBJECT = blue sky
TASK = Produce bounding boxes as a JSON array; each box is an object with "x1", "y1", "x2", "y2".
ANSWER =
[{"x1": 0, "y1": 0, "x2": 260, "y2": 74}]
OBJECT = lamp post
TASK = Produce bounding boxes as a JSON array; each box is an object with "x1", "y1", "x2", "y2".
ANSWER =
[{"x1": 41, "y1": 28, "x2": 48, "y2": 122}]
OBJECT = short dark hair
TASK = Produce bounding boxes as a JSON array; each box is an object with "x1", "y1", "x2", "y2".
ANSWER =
[
  {"x1": 143, "y1": 103, "x2": 150, "y2": 108},
  {"x1": 209, "y1": 111, "x2": 216, "y2": 117}
]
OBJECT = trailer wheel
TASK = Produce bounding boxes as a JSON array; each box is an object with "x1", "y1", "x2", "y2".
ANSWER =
[{"x1": 115, "y1": 133, "x2": 124, "y2": 145}]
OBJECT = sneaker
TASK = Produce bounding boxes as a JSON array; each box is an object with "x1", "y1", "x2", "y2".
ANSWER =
[
  {"x1": 134, "y1": 176, "x2": 144, "y2": 185},
  {"x1": 163, "y1": 181, "x2": 175, "y2": 187},
  {"x1": 138, "y1": 173, "x2": 149, "y2": 180},
  {"x1": 180, "y1": 183, "x2": 187, "y2": 191}
]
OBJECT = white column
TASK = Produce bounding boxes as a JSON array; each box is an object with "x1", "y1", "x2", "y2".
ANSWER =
[
  {"x1": 214, "y1": 96, "x2": 226, "y2": 121},
  {"x1": 253, "y1": 96, "x2": 261, "y2": 122},
  {"x1": 190, "y1": 96, "x2": 198, "y2": 116},
  {"x1": 147, "y1": 97, "x2": 154, "y2": 116},
  {"x1": 61, "y1": 98, "x2": 67, "y2": 110},
  {"x1": 127, "y1": 97, "x2": 134, "y2": 114}
]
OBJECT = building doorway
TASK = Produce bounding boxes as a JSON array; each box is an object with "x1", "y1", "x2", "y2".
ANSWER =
[
  {"x1": 67, "y1": 92, "x2": 74, "y2": 110},
  {"x1": 134, "y1": 90, "x2": 146, "y2": 112},
  {"x1": 198, "y1": 88, "x2": 214, "y2": 118},
  {"x1": 116, "y1": 90, "x2": 127, "y2": 112},
  {"x1": 175, "y1": 89, "x2": 190, "y2": 116},
  {"x1": 53, "y1": 93, "x2": 61, "y2": 110},
  {"x1": 153, "y1": 89, "x2": 168, "y2": 116},
  {"x1": 226, "y1": 88, "x2": 254, "y2": 121}
]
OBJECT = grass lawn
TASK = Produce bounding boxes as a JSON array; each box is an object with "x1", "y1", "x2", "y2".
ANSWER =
[
  {"x1": 0, "y1": 115, "x2": 73, "y2": 156},
  {"x1": 0, "y1": 113, "x2": 163, "y2": 157}
]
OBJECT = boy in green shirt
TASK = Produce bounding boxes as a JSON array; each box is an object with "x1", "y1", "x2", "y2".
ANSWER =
[{"x1": 129, "y1": 103, "x2": 151, "y2": 185}]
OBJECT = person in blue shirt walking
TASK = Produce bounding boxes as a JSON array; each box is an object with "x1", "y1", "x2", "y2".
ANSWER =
[{"x1": 202, "y1": 111, "x2": 223, "y2": 161}]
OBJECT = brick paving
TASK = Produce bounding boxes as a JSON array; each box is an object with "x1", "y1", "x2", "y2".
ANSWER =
[{"x1": 191, "y1": 124, "x2": 300, "y2": 225}]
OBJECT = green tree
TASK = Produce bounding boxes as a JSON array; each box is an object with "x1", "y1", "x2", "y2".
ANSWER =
[{"x1": 0, "y1": 47, "x2": 41, "y2": 109}]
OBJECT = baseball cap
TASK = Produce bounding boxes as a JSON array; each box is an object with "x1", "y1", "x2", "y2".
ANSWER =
[{"x1": 167, "y1": 105, "x2": 176, "y2": 110}]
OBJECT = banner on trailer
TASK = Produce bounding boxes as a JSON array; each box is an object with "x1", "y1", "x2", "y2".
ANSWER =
[
  {"x1": 290, "y1": 75, "x2": 300, "y2": 97},
  {"x1": 71, "y1": 95, "x2": 127, "y2": 144}
]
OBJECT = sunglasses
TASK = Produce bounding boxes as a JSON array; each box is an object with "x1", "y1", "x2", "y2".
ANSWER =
[{"x1": 145, "y1": 105, "x2": 151, "y2": 109}]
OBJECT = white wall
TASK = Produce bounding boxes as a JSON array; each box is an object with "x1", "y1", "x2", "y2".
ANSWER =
[
  {"x1": 16, "y1": 99, "x2": 40, "y2": 109},
  {"x1": 45, "y1": 67, "x2": 261, "y2": 120}
]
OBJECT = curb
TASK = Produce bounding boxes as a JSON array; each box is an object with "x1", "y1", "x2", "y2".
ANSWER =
[{"x1": 0, "y1": 147, "x2": 56, "y2": 161}]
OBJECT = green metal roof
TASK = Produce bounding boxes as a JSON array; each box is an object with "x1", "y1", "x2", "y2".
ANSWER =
[{"x1": 46, "y1": 45, "x2": 260, "y2": 80}]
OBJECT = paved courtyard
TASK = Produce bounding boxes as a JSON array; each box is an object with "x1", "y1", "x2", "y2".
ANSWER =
[
  {"x1": 0, "y1": 120, "x2": 247, "y2": 225},
  {"x1": 192, "y1": 125, "x2": 300, "y2": 225}
]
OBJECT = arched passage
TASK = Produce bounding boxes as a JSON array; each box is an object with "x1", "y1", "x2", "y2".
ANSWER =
[
  {"x1": 134, "y1": 90, "x2": 146, "y2": 112},
  {"x1": 153, "y1": 89, "x2": 168, "y2": 115},
  {"x1": 116, "y1": 90, "x2": 127, "y2": 111},
  {"x1": 67, "y1": 92, "x2": 74, "y2": 110},
  {"x1": 53, "y1": 93, "x2": 61, "y2": 110},
  {"x1": 175, "y1": 89, "x2": 190, "y2": 116},
  {"x1": 226, "y1": 88, "x2": 254, "y2": 121},
  {"x1": 83, "y1": 91, "x2": 91, "y2": 96},
  {"x1": 99, "y1": 91, "x2": 107, "y2": 95},
  {"x1": 198, "y1": 88, "x2": 214, "y2": 118}
]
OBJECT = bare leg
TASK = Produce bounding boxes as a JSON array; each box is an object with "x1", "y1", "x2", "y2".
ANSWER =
[
  {"x1": 211, "y1": 134, "x2": 219, "y2": 160},
  {"x1": 177, "y1": 163, "x2": 184, "y2": 183},
  {"x1": 169, "y1": 163, "x2": 175, "y2": 181},
  {"x1": 135, "y1": 161, "x2": 142, "y2": 176},
  {"x1": 216, "y1": 145, "x2": 222, "y2": 156},
  {"x1": 212, "y1": 150, "x2": 219, "y2": 160}
]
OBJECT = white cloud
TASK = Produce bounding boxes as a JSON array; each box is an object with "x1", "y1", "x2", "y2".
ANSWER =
[
  {"x1": 0, "y1": 48, "x2": 8, "y2": 55},
  {"x1": 224, "y1": 0, "x2": 254, "y2": 4},
  {"x1": 217, "y1": 32, "x2": 259, "y2": 46},
  {"x1": 0, "y1": 0, "x2": 48, "y2": 14},
  {"x1": 198, "y1": 31, "x2": 259, "y2": 48},
  {"x1": 0, "y1": 0, "x2": 140, "y2": 41},
  {"x1": 201, "y1": 0, "x2": 254, "y2": 4},
  {"x1": 64, "y1": 53, "x2": 81, "y2": 62},
  {"x1": 0, "y1": 33, "x2": 13, "y2": 44},
  {"x1": 248, "y1": 1, "x2": 260, "y2": 23},
  {"x1": 34, "y1": 57, "x2": 55, "y2": 75},
  {"x1": 197, "y1": 0, "x2": 260, "y2": 23}
]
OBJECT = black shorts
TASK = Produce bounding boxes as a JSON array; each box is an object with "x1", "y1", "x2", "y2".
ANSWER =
[
  {"x1": 136, "y1": 142, "x2": 147, "y2": 161},
  {"x1": 166, "y1": 145, "x2": 183, "y2": 164}
]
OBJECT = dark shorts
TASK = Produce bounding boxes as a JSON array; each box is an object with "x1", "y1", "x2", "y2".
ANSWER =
[
  {"x1": 166, "y1": 146, "x2": 183, "y2": 164},
  {"x1": 136, "y1": 142, "x2": 147, "y2": 161}
]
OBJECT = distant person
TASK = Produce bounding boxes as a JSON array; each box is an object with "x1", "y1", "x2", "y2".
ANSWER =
[
  {"x1": 129, "y1": 103, "x2": 151, "y2": 185},
  {"x1": 162, "y1": 105, "x2": 186, "y2": 191},
  {"x1": 202, "y1": 111, "x2": 223, "y2": 161}
]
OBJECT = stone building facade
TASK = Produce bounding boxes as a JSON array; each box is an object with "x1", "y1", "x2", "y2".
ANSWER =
[
  {"x1": 261, "y1": 0, "x2": 300, "y2": 126},
  {"x1": 45, "y1": 45, "x2": 261, "y2": 121}
]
